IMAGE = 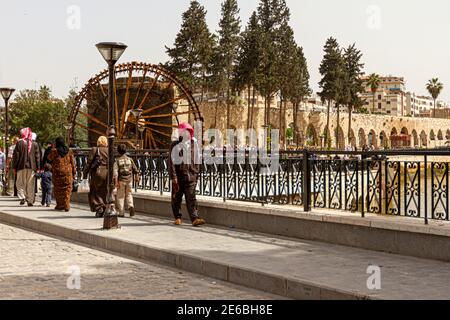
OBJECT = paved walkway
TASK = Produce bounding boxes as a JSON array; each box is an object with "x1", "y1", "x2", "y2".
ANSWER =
[
  {"x1": 0, "y1": 223, "x2": 280, "y2": 300},
  {"x1": 1, "y1": 196, "x2": 450, "y2": 299}
]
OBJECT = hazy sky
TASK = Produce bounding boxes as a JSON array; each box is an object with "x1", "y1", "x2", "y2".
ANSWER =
[{"x1": 0, "y1": 0, "x2": 449, "y2": 101}]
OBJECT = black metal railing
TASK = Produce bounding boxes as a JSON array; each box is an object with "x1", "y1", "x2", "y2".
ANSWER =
[{"x1": 73, "y1": 148, "x2": 450, "y2": 224}]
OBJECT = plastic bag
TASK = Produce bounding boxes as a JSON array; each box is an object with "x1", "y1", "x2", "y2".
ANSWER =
[{"x1": 78, "y1": 179, "x2": 90, "y2": 193}]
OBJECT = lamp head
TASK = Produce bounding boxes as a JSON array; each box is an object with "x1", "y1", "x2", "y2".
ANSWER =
[{"x1": 95, "y1": 42, "x2": 127, "y2": 64}]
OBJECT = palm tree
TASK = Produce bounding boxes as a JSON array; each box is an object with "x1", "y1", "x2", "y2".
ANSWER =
[
  {"x1": 367, "y1": 73, "x2": 380, "y2": 114},
  {"x1": 426, "y1": 78, "x2": 444, "y2": 118}
]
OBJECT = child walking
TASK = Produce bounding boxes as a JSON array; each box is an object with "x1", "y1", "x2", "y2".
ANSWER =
[
  {"x1": 113, "y1": 144, "x2": 139, "y2": 217},
  {"x1": 39, "y1": 163, "x2": 53, "y2": 207}
]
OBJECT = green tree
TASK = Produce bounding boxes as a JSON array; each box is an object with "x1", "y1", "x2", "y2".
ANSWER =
[
  {"x1": 290, "y1": 46, "x2": 311, "y2": 147},
  {"x1": 255, "y1": 0, "x2": 290, "y2": 128},
  {"x1": 426, "y1": 78, "x2": 444, "y2": 118},
  {"x1": 165, "y1": 0, "x2": 215, "y2": 100},
  {"x1": 234, "y1": 11, "x2": 261, "y2": 131},
  {"x1": 343, "y1": 44, "x2": 365, "y2": 145},
  {"x1": 277, "y1": 24, "x2": 296, "y2": 147},
  {"x1": 367, "y1": 73, "x2": 381, "y2": 114},
  {"x1": 212, "y1": 0, "x2": 241, "y2": 130},
  {"x1": 318, "y1": 37, "x2": 343, "y2": 149},
  {"x1": 9, "y1": 86, "x2": 69, "y2": 144}
]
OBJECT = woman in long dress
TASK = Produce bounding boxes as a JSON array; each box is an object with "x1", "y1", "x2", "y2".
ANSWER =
[
  {"x1": 83, "y1": 136, "x2": 109, "y2": 217},
  {"x1": 47, "y1": 137, "x2": 76, "y2": 212}
]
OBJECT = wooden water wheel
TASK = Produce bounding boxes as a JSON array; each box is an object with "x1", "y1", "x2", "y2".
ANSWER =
[{"x1": 68, "y1": 61, "x2": 203, "y2": 149}]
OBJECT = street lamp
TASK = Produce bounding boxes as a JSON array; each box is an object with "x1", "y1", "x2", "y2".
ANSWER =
[
  {"x1": 130, "y1": 108, "x2": 143, "y2": 150},
  {"x1": 96, "y1": 42, "x2": 127, "y2": 230},
  {"x1": 0, "y1": 88, "x2": 15, "y2": 196}
]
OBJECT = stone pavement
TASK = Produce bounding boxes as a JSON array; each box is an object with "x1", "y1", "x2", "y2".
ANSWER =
[
  {"x1": 0, "y1": 223, "x2": 280, "y2": 300},
  {"x1": 1, "y1": 196, "x2": 450, "y2": 300}
]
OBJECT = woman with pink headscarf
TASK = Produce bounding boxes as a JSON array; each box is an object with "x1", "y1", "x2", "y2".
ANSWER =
[{"x1": 12, "y1": 128, "x2": 41, "y2": 206}]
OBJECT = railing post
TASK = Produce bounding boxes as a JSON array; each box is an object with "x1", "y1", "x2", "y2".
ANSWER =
[
  {"x1": 303, "y1": 150, "x2": 311, "y2": 212},
  {"x1": 159, "y1": 152, "x2": 163, "y2": 196}
]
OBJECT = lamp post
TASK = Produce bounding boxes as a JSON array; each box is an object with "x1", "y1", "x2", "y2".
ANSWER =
[
  {"x1": 130, "y1": 108, "x2": 143, "y2": 150},
  {"x1": 0, "y1": 88, "x2": 15, "y2": 196},
  {"x1": 96, "y1": 42, "x2": 127, "y2": 230}
]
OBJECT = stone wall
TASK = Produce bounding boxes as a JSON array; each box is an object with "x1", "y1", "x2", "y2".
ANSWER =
[{"x1": 198, "y1": 102, "x2": 450, "y2": 149}]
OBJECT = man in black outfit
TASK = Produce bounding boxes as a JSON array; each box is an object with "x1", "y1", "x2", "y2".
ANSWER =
[{"x1": 169, "y1": 123, "x2": 205, "y2": 227}]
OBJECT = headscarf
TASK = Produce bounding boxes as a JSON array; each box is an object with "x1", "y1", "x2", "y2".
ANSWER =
[
  {"x1": 178, "y1": 123, "x2": 194, "y2": 141},
  {"x1": 20, "y1": 128, "x2": 33, "y2": 153},
  {"x1": 55, "y1": 137, "x2": 69, "y2": 157},
  {"x1": 97, "y1": 136, "x2": 108, "y2": 147},
  {"x1": 32, "y1": 133, "x2": 37, "y2": 141}
]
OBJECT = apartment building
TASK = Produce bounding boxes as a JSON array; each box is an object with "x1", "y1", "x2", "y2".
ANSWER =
[{"x1": 360, "y1": 76, "x2": 407, "y2": 116}]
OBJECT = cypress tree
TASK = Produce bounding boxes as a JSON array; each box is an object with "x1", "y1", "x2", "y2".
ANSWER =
[
  {"x1": 290, "y1": 46, "x2": 311, "y2": 147},
  {"x1": 343, "y1": 44, "x2": 365, "y2": 145},
  {"x1": 318, "y1": 37, "x2": 342, "y2": 149},
  {"x1": 234, "y1": 12, "x2": 261, "y2": 131},
  {"x1": 212, "y1": 0, "x2": 241, "y2": 130},
  {"x1": 165, "y1": 0, "x2": 215, "y2": 99}
]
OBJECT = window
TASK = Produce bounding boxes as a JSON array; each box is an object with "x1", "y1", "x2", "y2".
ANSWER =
[
  {"x1": 378, "y1": 103, "x2": 382, "y2": 109},
  {"x1": 387, "y1": 101, "x2": 391, "y2": 105},
  {"x1": 387, "y1": 110, "x2": 391, "y2": 114},
  {"x1": 378, "y1": 95, "x2": 382, "y2": 100}
]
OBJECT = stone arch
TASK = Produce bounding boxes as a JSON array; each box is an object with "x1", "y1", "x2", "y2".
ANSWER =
[
  {"x1": 335, "y1": 126, "x2": 345, "y2": 150},
  {"x1": 368, "y1": 130, "x2": 378, "y2": 148},
  {"x1": 379, "y1": 131, "x2": 388, "y2": 148},
  {"x1": 412, "y1": 130, "x2": 419, "y2": 147},
  {"x1": 438, "y1": 130, "x2": 444, "y2": 141},
  {"x1": 420, "y1": 130, "x2": 428, "y2": 147},
  {"x1": 391, "y1": 127, "x2": 398, "y2": 137},
  {"x1": 401, "y1": 127, "x2": 409, "y2": 136},
  {"x1": 306, "y1": 124, "x2": 318, "y2": 147},
  {"x1": 358, "y1": 128, "x2": 367, "y2": 148},
  {"x1": 348, "y1": 129, "x2": 356, "y2": 147},
  {"x1": 430, "y1": 130, "x2": 436, "y2": 141},
  {"x1": 446, "y1": 130, "x2": 450, "y2": 140}
]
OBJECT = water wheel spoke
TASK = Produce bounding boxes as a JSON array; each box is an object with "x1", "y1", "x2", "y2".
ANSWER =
[
  {"x1": 147, "y1": 127, "x2": 172, "y2": 138},
  {"x1": 141, "y1": 94, "x2": 187, "y2": 116},
  {"x1": 138, "y1": 74, "x2": 161, "y2": 109},
  {"x1": 143, "y1": 110, "x2": 193, "y2": 119},
  {"x1": 75, "y1": 122, "x2": 105, "y2": 137},
  {"x1": 131, "y1": 67, "x2": 148, "y2": 109},
  {"x1": 119, "y1": 69, "x2": 134, "y2": 139},
  {"x1": 78, "y1": 110, "x2": 108, "y2": 129},
  {"x1": 144, "y1": 122, "x2": 177, "y2": 129}
]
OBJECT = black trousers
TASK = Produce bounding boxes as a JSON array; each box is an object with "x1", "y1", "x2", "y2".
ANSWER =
[{"x1": 171, "y1": 180, "x2": 199, "y2": 222}]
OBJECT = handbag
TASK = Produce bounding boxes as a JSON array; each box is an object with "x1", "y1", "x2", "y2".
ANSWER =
[
  {"x1": 90, "y1": 147, "x2": 102, "y2": 171},
  {"x1": 78, "y1": 179, "x2": 90, "y2": 193},
  {"x1": 83, "y1": 148, "x2": 101, "y2": 179},
  {"x1": 72, "y1": 180, "x2": 79, "y2": 193}
]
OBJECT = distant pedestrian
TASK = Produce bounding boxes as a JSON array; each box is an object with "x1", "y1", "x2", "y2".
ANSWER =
[
  {"x1": 113, "y1": 144, "x2": 139, "y2": 217},
  {"x1": 169, "y1": 123, "x2": 205, "y2": 227},
  {"x1": 41, "y1": 141, "x2": 54, "y2": 169},
  {"x1": 83, "y1": 136, "x2": 108, "y2": 218},
  {"x1": 37, "y1": 163, "x2": 53, "y2": 207},
  {"x1": 13, "y1": 128, "x2": 41, "y2": 206},
  {"x1": 6, "y1": 136, "x2": 19, "y2": 196},
  {"x1": 48, "y1": 137, "x2": 76, "y2": 212}
]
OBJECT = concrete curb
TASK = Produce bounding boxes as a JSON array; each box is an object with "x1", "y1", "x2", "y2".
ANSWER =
[
  {"x1": 72, "y1": 192, "x2": 450, "y2": 262},
  {"x1": 0, "y1": 210, "x2": 371, "y2": 300}
]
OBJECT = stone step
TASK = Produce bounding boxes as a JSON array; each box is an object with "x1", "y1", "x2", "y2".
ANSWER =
[{"x1": 1, "y1": 197, "x2": 450, "y2": 300}]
